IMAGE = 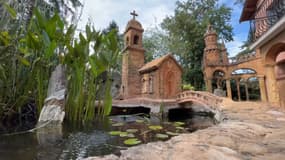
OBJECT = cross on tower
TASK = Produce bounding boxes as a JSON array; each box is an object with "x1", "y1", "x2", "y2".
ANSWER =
[{"x1": 130, "y1": 10, "x2": 138, "y2": 20}]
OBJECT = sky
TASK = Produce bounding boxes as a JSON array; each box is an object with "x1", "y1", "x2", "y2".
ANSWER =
[{"x1": 78, "y1": 0, "x2": 250, "y2": 57}]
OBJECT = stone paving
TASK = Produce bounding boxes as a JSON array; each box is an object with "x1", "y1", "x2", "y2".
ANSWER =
[{"x1": 85, "y1": 99, "x2": 285, "y2": 160}]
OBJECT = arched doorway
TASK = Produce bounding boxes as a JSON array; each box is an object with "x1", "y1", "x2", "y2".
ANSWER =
[
  {"x1": 265, "y1": 43, "x2": 285, "y2": 107},
  {"x1": 239, "y1": 78, "x2": 248, "y2": 101},
  {"x1": 212, "y1": 70, "x2": 226, "y2": 97},
  {"x1": 247, "y1": 77, "x2": 261, "y2": 101},
  {"x1": 230, "y1": 68, "x2": 257, "y2": 101},
  {"x1": 164, "y1": 71, "x2": 174, "y2": 98},
  {"x1": 230, "y1": 79, "x2": 238, "y2": 101}
]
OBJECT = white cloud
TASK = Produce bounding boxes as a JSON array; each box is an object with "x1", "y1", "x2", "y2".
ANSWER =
[
  {"x1": 226, "y1": 34, "x2": 247, "y2": 57},
  {"x1": 78, "y1": 0, "x2": 176, "y2": 33},
  {"x1": 78, "y1": 0, "x2": 249, "y2": 57}
]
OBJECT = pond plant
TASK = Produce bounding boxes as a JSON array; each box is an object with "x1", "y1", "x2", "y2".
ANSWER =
[{"x1": 0, "y1": 3, "x2": 120, "y2": 126}]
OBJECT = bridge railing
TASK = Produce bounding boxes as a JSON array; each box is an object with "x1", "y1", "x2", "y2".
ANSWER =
[{"x1": 176, "y1": 91, "x2": 223, "y2": 108}]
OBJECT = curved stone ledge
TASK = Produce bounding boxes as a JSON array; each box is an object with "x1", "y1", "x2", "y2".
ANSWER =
[{"x1": 85, "y1": 99, "x2": 285, "y2": 160}]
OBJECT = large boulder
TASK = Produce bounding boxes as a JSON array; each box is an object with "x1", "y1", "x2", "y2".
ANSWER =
[{"x1": 37, "y1": 65, "x2": 67, "y2": 125}]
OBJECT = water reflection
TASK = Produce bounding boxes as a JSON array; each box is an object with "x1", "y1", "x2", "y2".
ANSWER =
[{"x1": 0, "y1": 113, "x2": 215, "y2": 160}]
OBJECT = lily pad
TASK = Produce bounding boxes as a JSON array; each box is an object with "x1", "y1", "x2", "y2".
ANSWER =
[
  {"x1": 174, "y1": 122, "x2": 185, "y2": 126},
  {"x1": 112, "y1": 122, "x2": 124, "y2": 127},
  {"x1": 109, "y1": 131, "x2": 124, "y2": 136},
  {"x1": 176, "y1": 126, "x2": 185, "y2": 130},
  {"x1": 127, "y1": 133, "x2": 135, "y2": 138},
  {"x1": 155, "y1": 133, "x2": 169, "y2": 139},
  {"x1": 124, "y1": 138, "x2": 142, "y2": 145},
  {"x1": 119, "y1": 132, "x2": 129, "y2": 137},
  {"x1": 166, "y1": 131, "x2": 179, "y2": 136},
  {"x1": 135, "y1": 119, "x2": 144, "y2": 123},
  {"x1": 126, "y1": 129, "x2": 138, "y2": 133},
  {"x1": 148, "y1": 125, "x2": 163, "y2": 130}
]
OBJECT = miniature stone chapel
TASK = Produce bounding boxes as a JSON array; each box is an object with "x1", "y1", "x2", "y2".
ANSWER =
[{"x1": 119, "y1": 11, "x2": 182, "y2": 100}]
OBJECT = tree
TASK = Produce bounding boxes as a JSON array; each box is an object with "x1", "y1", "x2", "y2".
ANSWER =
[
  {"x1": 161, "y1": 0, "x2": 233, "y2": 90},
  {"x1": 143, "y1": 27, "x2": 170, "y2": 62}
]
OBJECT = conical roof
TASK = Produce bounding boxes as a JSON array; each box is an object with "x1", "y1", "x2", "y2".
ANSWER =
[{"x1": 124, "y1": 19, "x2": 143, "y2": 33}]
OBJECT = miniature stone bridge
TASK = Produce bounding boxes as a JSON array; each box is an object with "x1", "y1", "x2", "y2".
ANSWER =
[
  {"x1": 112, "y1": 91, "x2": 224, "y2": 121},
  {"x1": 176, "y1": 91, "x2": 223, "y2": 108}
]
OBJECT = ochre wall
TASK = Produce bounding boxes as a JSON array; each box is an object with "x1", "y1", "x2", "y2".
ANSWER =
[{"x1": 259, "y1": 29, "x2": 285, "y2": 107}]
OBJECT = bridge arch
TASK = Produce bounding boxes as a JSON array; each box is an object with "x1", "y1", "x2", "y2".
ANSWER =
[{"x1": 176, "y1": 91, "x2": 223, "y2": 108}]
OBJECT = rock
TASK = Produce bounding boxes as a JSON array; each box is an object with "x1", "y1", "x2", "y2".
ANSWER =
[
  {"x1": 238, "y1": 143, "x2": 267, "y2": 155},
  {"x1": 209, "y1": 135, "x2": 236, "y2": 149},
  {"x1": 83, "y1": 154, "x2": 118, "y2": 160},
  {"x1": 85, "y1": 102, "x2": 285, "y2": 160},
  {"x1": 37, "y1": 65, "x2": 66, "y2": 125},
  {"x1": 266, "y1": 110, "x2": 284, "y2": 116},
  {"x1": 213, "y1": 88, "x2": 226, "y2": 97}
]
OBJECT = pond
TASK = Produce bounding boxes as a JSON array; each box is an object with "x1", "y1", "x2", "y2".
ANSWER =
[{"x1": 0, "y1": 109, "x2": 216, "y2": 160}]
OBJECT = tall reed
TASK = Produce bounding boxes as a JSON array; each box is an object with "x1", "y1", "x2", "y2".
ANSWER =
[
  {"x1": 64, "y1": 26, "x2": 120, "y2": 122},
  {"x1": 0, "y1": 4, "x2": 120, "y2": 123}
]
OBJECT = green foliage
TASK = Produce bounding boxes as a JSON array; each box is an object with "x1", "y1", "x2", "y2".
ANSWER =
[
  {"x1": 126, "y1": 129, "x2": 138, "y2": 133},
  {"x1": 143, "y1": 27, "x2": 170, "y2": 62},
  {"x1": 0, "y1": 4, "x2": 120, "y2": 123},
  {"x1": 173, "y1": 121, "x2": 185, "y2": 126},
  {"x1": 123, "y1": 138, "x2": 142, "y2": 146},
  {"x1": 155, "y1": 133, "x2": 169, "y2": 139},
  {"x1": 109, "y1": 131, "x2": 124, "y2": 136},
  {"x1": 64, "y1": 27, "x2": 120, "y2": 122},
  {"x1": 112, "y1": 122, "x2": 124, "y2": 127},
  {"x1": 166, "y1": 131, "x2": 179, "y2": 136},
  {"x1": 161, "y1": 0, "x2": 233, "y2": 90},
  {"x1": 182, "y1": 84, "x2": 195, "y2": 91},
  {"x1": 0, "y1": 7, "x2": 65, "y2": 117},
  {"x1": 148, "y1": 125, "x2": 163, "y2": 130}
]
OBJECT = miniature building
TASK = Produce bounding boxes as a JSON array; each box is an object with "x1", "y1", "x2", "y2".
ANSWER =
[
  {"x1": 203, "y1": 0, "x2": 285, "y2": 107},
  {"x1": 120, "y1": 11, "x2": 182, "y2": 99}
]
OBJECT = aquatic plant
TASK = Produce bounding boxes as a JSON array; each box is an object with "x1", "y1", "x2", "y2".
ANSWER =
[
  {"x1": 123, "y1": 138, "x2": 142, "y2": 146},
  {"x1": 0, "y1": 4, "x2": 120, "y2": 123}
]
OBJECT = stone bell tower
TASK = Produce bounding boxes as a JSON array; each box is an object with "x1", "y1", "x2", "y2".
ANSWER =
[
  {"x1": 204, "y1": 24, "x2": 220, "y2": 65},
  {"x1": 121, "y1": 11, "x2": 145, "y2": 99},
  {"x1": 203, "y1": 24, "x2": 221, "y2": 93}
]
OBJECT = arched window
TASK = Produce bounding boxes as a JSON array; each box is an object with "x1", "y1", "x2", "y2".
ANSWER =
[
  {"x1": 142, "y1": 77, "x2": 148, "y2": 94},
  {"x1": 276, "y1": 51, "x2": 285, "y2": 79},
  {"x1": 134, "y1": 35, "x2": 139, "y2": 45},
  {"x1": 126, "y1": 36, "x2": 129, "y2": 46},
  {"x1": 213, "y1": 70, "x2": 225, "y2": 78},
  {"x1": 231, "y1": 68, "x2": 256, "y2": 75},
  {"x1": 149, "y1": 76, "x2": 153, "y2": 93}
]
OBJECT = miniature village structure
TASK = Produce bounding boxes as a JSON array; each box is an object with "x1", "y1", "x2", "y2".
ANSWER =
[
  {"x1": 120, "y1": 11, "x2": 182, "y2": 100},
  {"x1": 203, "y1": 0, "x2": 285, "y2": 107}
]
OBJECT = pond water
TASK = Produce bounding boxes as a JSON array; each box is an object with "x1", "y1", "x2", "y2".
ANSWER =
[{"x1": 0, "y1": 111, "x2": 216, "y2": 160}]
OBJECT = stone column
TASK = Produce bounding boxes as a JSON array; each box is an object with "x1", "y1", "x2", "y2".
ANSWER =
[
  {"x1": 245, "y1": 83, "x2": 249, "y2": 101},
  {"x1": 226, "y1": 79, "x2": 232, "y2": 99},
  {"x1": 258, "y1": 75, "x2": 267, "y2": 102},
  {"x1": 236, "y1": 79, "x2": 241, "y2": 101},
  {"x1": 206, "y1": 79, "x2": 212, "y2": 93},
  {"x1": 265, "y1": 65, "x2": 280, "y2": 105}
]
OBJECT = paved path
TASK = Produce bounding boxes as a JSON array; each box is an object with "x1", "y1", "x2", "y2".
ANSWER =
[{"x1": 86, "y1": 99, "x2": 285, "y2": 160}]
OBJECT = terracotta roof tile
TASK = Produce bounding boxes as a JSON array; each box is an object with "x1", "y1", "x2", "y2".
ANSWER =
[
  {"x1": 139, "y1": 54, "x2": 182, "y2": 73},
  {"x1": 239, "y1": 0, "x2": 258, "y2": 22}
]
